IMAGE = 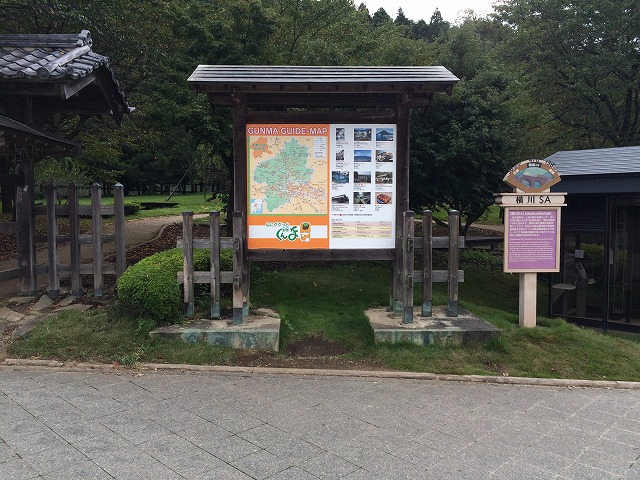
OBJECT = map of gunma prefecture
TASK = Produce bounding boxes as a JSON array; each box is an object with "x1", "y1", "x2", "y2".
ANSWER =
[{"x1": 248, "y1": 125, "x2": 329, "y2": 215}]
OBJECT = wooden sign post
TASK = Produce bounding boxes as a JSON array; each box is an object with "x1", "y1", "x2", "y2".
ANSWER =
[{"x1": 495, "y1": 159, "x2": 565, "y2": 327}]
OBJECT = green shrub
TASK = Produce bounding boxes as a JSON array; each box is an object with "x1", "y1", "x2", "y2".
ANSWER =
[
  {"x1": 459, "y1": 249, "x2": 503, "y2": 271},
  {"x1": 123, "y1": 201, "x2": 141, "y2": 215},
  {"x1": 117, "y1": 248, "x2": 232, "y2": 325}
]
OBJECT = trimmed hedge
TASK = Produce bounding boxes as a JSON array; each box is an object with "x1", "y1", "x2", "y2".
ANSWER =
[
  {"x1": 117, "y1": 248, "x2": 232, "y2": 324},
  {"x1": 123, "y1": 201, "x2": 141, "y2": 215}
]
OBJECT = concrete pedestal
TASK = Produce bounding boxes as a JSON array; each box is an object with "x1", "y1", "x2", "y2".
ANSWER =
[
  {"x1": 367, "y1": 306, "x2": 501, "y2": 346},
  {"x1": 150, "y1": 308, "x2": 280, "y2": 351}
]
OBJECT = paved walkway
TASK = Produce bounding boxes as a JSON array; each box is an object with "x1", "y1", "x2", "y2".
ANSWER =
[{"x1": 2, "y1": 366, "x2": 640, "y2": 479}]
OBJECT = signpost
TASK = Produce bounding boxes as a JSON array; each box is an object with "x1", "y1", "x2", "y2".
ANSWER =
[{"x1": 495, "y1": 160, "x2": 565, "y2": 327}]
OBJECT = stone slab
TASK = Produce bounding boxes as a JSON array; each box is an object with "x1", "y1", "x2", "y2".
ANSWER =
[
  {"x1": 8, "y1": 296, "x2": 35, "y2": 305},
  {"x1": 367, "y1": 305, "x2": 501, "y2": 346},
  {"x1": 11, "y1": 314, "x2": 51, "y2": 339},
  {"x1": 30, "y1": 295, "x2": 53, "y2": 312},
  {"x1": 0, "y1": 307, "x2": 25, "y2": 324},
  {"x1": 56, "y1": 296, "x2": 76, "y2": 308},
  {"x1": 150, "y1": 309, "x2": 281, "y2": 351}
]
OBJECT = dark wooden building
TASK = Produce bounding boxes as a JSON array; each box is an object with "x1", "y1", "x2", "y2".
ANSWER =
[
  {"x1": 548, "y1": 146, "x2": 640, "y2": 331},
  {"x1": 0, "y1": 30, "x2": 132, "y2": 293}
]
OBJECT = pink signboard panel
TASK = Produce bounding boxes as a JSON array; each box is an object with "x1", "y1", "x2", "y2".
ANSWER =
[{"x1": 505, "y1": 208, "x2": 560, "y2": 272}]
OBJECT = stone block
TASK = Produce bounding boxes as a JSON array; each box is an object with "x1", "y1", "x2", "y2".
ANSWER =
[{"x1": 367, "y1": 306, "x2": 501, "y2": 346}]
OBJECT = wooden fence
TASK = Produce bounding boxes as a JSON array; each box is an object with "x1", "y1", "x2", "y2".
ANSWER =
[
  {"x1": 397, "y1": 210, "x2": 464, "y2": 324},
  {"x1": 0, "y1": 183, "x2": 126, "y2": 298},
  {"x1": 178, "y1": 210, "x2": 463, "y2": 325}
]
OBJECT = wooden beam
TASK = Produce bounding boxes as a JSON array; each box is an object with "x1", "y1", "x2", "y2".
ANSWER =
[
  {"x1": 248, "y1": 249, "x2": 395, "y2": 262},
  {"x1": 247, "y1": 111, "x2": 397, "y2": 124}
]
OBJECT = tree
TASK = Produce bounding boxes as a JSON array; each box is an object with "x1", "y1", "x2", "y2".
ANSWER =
[
  {"x1": 394, "y1": 8, "x2": 411, "y2": 27},
  {"x1": 497, "y1": 0, "x2": 640, "y2": 148},
  {"x1": 371, "y1": 7, "x2": 392, "y2": 27},
  {"x1": 409, "y1": 18, "x2": 527, "y2": 234}
]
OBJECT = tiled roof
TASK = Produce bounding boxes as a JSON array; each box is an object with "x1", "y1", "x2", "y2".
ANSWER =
[
  {"x1": 0, "y1": 30, "x2": 132, "y2": 123},
  {"x1": 0, "y1": 30, "x2": 107, "y2": 81},
  {"x1": 546, "y1": 146, "x2": 640, "y2": 176}
]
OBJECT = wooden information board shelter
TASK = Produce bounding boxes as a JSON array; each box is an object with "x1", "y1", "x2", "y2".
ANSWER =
[{"x1": 188, "y1": 65, "x2": 458, "y2": 319}]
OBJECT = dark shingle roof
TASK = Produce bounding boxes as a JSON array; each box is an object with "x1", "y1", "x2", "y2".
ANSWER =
[
  {"x1": 546, "y1": 146, "x2": 640, "y2": 176},
  {"x1": 189, "y1": 65, "x2": 458, "y2": 107},
  {"x1": 0, "y1": 30, "x2": 132, "y2": 123},
  {"x1": 189, "y1": 65, "x2": 458, "y2": 86}
]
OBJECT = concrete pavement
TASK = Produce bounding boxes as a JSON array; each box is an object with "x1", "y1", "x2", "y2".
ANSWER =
[{"x1": 2, "y1": 366, "x2": 640, "y2": 479}]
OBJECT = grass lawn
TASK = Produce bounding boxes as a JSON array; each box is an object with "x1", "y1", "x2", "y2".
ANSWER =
[
  {"x1": 7, "y1": 251, "x2": 640, "y2": 381},
  {"x1": 84, "y1": 193, "x2": 226, "y2": 219}
]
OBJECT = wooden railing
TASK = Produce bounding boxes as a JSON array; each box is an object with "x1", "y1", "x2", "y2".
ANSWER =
[
  {"x1": 28, "y1": 183, "x2": 126, "y2": 298},
  {"x1": 178, "y1": 210, "x2": 463, "y2": 325},
  {"x1": 397, "y1": 210, "x2": 464, "y2": 324}
]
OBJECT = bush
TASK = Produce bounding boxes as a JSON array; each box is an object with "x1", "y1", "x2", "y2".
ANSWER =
[
  {"x1": 117, "y1": 248, "x2": 232, "y2": 325},
  {"x1": 459, "y1": 249, "x2": 503, "y2": 270},
  {"x1": 123, "y1": 201, "x2": 141, "y2": 216}
]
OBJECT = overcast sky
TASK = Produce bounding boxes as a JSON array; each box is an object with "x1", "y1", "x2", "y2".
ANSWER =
[{"x1": 361, "y1": 0, "x2": 500, "y2": 23}]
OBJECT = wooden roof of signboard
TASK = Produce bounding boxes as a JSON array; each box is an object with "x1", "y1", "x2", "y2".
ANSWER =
[
  {"x1": 188, "y1": 65, "x2": 459, "y2": 107},
  {"x1": 0, "y1": 30, "x2": 133, "y2": 124}
]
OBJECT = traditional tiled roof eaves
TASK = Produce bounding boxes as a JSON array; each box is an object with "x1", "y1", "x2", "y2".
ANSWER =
[{"x1": 0, "y1": 30, "x2": 133, "y2": 123}]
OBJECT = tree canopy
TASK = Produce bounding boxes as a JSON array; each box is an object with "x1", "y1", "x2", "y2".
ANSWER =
[{"x1": 1, "y1": 0, "x2": 636, "y2": 227}]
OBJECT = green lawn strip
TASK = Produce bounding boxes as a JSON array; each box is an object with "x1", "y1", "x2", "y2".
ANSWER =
[
  {"x1": 6, "y1": 310, "x2": 234, "y2": 366},
  {"x1": 369, "y1": 310, "x2": 640, "y2": 380},
  {"x1": 8, "y1": 260, "x2": 640, "y2": 381}
]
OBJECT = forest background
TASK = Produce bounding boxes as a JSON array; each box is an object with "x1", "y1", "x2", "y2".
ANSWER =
[{"x1": 1, "y1": 0, "x2": 639, "y2": 233}]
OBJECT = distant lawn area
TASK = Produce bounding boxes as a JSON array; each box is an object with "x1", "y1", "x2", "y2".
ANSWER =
[{"x1": 82, "y1": 193, "x2": 226, "y2": 219}]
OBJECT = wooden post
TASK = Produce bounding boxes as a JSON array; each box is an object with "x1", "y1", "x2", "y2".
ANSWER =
[
  {"x1": 46, "y1": 183, "x2": 59, "y2": 298},
  {"x1": 113, "y1": 183, "x2": 126, "y2": 279},
  {"x1": 402, "y1": 211, "x2": 415, "y2": 324},
  {"x1": 232, "y1": 211, "x2": 244, "y2": 325},
  {"x1": 68, "y1": 184, "x2": 81, "y2": 298},
  {"x1": 17, "y1": 154, "x2": 36, "y2": 294},
  {"x1": 422, "y1": 210, "x2": 433, "y2": 317},
  {"x1": 519, "y1": 273, "x2": 537, "y2": 327},
  {"x1": 447, "y1": 210, "x2": 460, "y2": 317},
  {"x1": 232, "y1": 92, "x2": 247, "y2": 216},
  {"x1": 182, "y1": 211, "x2": 194, "y2": 317},
  {"x1": 91, "y1": 183, "x2": 103, "y2": 296},
  {"x1": 393, "y1": 93, "x2": 411, "y2": 316},
  {"x1": 242, "y1": 216, "x2": 249, "y2": 318},
  {"x1": 210, "y1": 211, "x2": 221, "y2": 319}
]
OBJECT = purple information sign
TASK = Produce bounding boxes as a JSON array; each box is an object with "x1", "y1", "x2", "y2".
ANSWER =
[{"x1": 505, "y1": 208, "x2": 559, "y2": 272}]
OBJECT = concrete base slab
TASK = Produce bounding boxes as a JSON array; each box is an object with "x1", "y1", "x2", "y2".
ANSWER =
[
  {"x1": 367, "y1": 306, "x2": 501, "y2": 346},
  {"x1": 150, "y1": 308, "x2": 280, "y2": 351}
]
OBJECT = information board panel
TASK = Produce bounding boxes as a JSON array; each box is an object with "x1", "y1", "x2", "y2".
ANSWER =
[
  {"x1": 246, "y1": 123, "x2": 396, "y2": 249},
  {"x1": 504, "y1": 207, "x2": 561, "y2": 272}
]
